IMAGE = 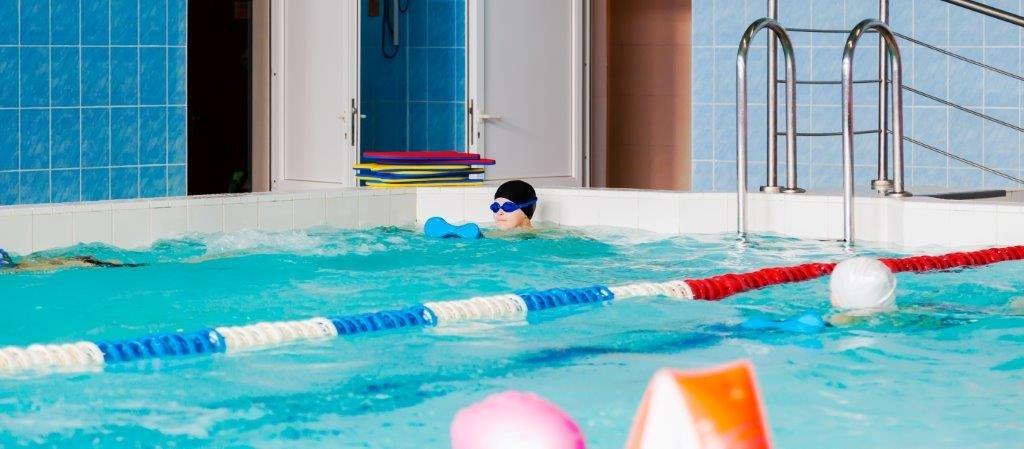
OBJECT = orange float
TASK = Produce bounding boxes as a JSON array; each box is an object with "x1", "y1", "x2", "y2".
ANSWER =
[{"x1": 625, "y1": 360, "x2": 771, "y2": 449}]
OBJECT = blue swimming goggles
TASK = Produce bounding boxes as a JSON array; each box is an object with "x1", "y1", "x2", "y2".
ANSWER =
[{"x1": 490, "y1": 198, "x2": 537, "y2": 214}]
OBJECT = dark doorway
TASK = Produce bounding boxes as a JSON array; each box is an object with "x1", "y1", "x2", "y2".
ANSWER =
[{"x1": 188, "y1": 0, "x2": 253, "y2": 195}]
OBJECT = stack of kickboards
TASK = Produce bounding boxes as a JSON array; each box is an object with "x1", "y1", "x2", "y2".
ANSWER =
[{"x1": 354, "y1": 151, "x2": 495, "y2": 188}]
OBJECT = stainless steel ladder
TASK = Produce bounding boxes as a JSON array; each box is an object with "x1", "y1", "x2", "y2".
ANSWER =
[
  {"x1": 735, "y1": 17, "x2": 801, "y2": 238},
  {"x1": 841, "y1": 19, "x2": 912, "y2": 244},
  {"x1": 735, "y1": 0, "x2": 1024, "y2": 246}
]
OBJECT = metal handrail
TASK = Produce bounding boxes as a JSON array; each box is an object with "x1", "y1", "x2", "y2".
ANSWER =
[
  {"x1": 842, "y1": 19, "x2": 911, "y2": 245},
  {"x1": 778, "y1": 129, "x2": 880, "y2": 137},
  {"x1": 875, "y1": 0, "x2": 892, "y2": 193},
  {"x1": 746, "y1": 1, "x2": 1023, "y2": 247},
  {"x1": 736, "y1": 18, "x2": 802, "y2": 238},
  {"x1": 898, "y1": 133, "x2": 1024, "y2": 185},
  {"x1": 766, "y1": 0, "x2": 781, "y2": 193},
  {"x1": 902, "y1": 84, "x2": 1024, "y2": 134},
  {"x1": 787, "y1": 28, "x2": 854, "y2": 34},
  {"x1": 888, "y1": 2, "x2": 1024, "y2": 189},
  {"x1": 776, "y1": 79, "x2": 880, "y2": 85},
  {"x1": 786, "y1": 3, "x2": 895, "y2": 194},
  {"x1": 939, "y1": 0, "x2": 1024, "y2": 28},
  {"x1": 893, "y1": 31, "x2": 1024, "y2": 83}
]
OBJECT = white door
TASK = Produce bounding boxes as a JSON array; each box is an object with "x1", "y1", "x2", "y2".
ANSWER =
[
  {"x1": 469, "y1": 0, "x2": 585, "y2": 187},
  {"x1": 271, "y1": 0, "x2": 359, "y2": 190}
]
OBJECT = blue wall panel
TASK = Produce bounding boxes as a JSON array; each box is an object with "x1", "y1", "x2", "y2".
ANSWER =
[
  {"x1": 360, "y1": 0, "x2": 466, "y2": 153},
  {"x1": 0, "y1": 0, "x2": 187, "y2": 205}
]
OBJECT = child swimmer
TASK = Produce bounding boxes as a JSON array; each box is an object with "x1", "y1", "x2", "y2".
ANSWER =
[
  {"x1": 743, "y1": 257, "x2": 899, "y2": 331},
  {"x1": 490, "y1": 180, "x2": 538, "y2": 231},
  {"x1": 827, "y1": 257, "x2": 1007, "y2": 329},
  {"x1": 423, "y1": 180, "x2": 539, "y2": 238}
]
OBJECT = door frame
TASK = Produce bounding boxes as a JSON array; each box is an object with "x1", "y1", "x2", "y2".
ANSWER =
[
  {"x1": 253, "y1": 0, "x2": 271, "y2": 192},
  {"x1": 269, "y1": 0, "x2": 360, "y2": 190},
  {"x1": 466, "y1": 0, "x2": 590, "y2": 187}
]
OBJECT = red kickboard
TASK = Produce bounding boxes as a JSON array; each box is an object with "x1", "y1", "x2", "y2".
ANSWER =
[
  {"x1": 364, "y1": 151, "x2": 480, "y2": 160},
  {"x1": 368, "y1": 158, "x2": 495, "y2": 165}
]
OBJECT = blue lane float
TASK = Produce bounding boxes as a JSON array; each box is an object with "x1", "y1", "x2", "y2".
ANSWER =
[
  {"x1": 328, "y1": 305, "x2": 437, "y2": 335},
  {"x1": 6, "y1": 246, "x2": 1024, "y2": 375},
  {"x1": 518, "y1": 286, "x2": 615, "y2": 311},
  {"x1": 96, "y1": 328, "x2": 227, "y2": 363},
  {"x1": 1, "y1": 284, "x2": 825, "y2": 373},
  {"x1": 0, "y1": 264, "x2": 833, "y2": 375},
  {"x1": 0, "y1": 285, "x2": 621, "y2": 374}
]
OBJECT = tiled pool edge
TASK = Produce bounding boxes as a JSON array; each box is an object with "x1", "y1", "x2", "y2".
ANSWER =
[
  {"x1": 419, "y1": 187, "x2": 1024, "y2": 250},
  {"x1": 0, "y1": 189, "x2": 417, "y2": 254},
  {"x1": 1, "y1": 187, "x2": 1023, "y2": 254}
]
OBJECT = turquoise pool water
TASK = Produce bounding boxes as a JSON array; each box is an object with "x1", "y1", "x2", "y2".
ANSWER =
[{"x1": 1, "y1": 227, "x2": 1023, "y2": 448}]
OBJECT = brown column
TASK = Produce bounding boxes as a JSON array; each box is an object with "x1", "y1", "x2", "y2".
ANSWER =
[{"x1": 602, "y1": 0, "x2": 692, "y2": 190}]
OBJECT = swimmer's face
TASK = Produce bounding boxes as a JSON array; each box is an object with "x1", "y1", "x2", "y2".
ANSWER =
[{"x1": 492, "y1": 197, "x2": 531, "y2": 230}]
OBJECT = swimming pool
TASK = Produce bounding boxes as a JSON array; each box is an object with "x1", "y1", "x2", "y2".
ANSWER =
[{"x1": 1, "y1": 226, "x2": 1022, "y2": 448}]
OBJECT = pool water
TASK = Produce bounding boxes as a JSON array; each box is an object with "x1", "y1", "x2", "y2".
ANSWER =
[{"x1": 1, "y1": 226, "x2": 1023, "y2": 448}]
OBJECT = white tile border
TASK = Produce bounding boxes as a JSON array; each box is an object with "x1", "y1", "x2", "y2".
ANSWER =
[
  {"x1": 0, "y1": 189, "x2": 373, "y2": 253},
  {"x1": 74, "y1": 209, "x2": 114, "y2": 245},
  {"x1": 1, "y1": 187, "x2": 1023, "y2": 255}
]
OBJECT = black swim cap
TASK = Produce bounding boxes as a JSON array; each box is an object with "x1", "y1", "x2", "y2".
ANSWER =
[{"x1": 494, "y1": 180, "x2": 538, "y2": 218}]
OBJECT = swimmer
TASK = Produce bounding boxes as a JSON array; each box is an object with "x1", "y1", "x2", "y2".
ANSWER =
[
  {"x1": 750, "y1": 257, "x2": 994, "y2": 332},
  {"x1": 0, "y1": 248, "x2": 144, "y2": 273},
  {"x1": 491, "y1": 180, "x2": 538, "y2": 231},
  {"x1": 827, "y1": 256, "x2": 897, "y2": 326}
]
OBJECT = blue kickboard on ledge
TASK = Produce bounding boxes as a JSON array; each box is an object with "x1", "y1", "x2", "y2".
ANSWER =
[{"x1": 424, "y1": 217, "x2": 483, "y2": 240}]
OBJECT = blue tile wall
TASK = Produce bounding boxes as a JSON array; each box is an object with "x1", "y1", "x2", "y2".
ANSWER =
[
  {"x1": 692, "y1": 0, "x2": 1024, "y2": 192},
  {"x1": 0, "y1": 0, "x2": 187, "y2": 206},
  {"x1": 360, "y1": 0, "x2": 466, "y2": 152}
]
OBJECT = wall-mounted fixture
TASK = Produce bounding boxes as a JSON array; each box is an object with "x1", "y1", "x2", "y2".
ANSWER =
[{"x1": 380, "y1": 0, "x2": 408, "y2": 58}]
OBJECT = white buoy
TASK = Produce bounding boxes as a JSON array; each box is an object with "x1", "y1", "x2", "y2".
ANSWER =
[{"x1": 829, "y1": 257, "x2": 897, "y2": 313}]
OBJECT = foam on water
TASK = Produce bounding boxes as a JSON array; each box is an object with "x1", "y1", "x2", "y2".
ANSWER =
[{"x1": 194, "y1": 228, "x2": 413, "y2": 258}]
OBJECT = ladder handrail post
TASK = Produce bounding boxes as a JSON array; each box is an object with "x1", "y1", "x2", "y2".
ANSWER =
[
  {"x1": 766, "y1": 0, "x2": 779, "y2": 192},
  {"x1": 737, "y1": 18, "x2": 800, "y2": 237},
  {"x1": 874, "y1": 0, "x2": 893, "y2": 193},
  {"x1": 842, "y1": 19, "x2": 912, "y2": 245}
]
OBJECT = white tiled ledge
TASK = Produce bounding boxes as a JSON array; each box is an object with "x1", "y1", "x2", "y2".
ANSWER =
[
  {"x1": 2, "y1": 186, "x2": 1023, "y2": 255},
  {"x1": 417, "y1": 187, "x2": 1024, "y2": 250},
  {"x1": 0, "y1": 188, "x2": 416, "y2": 254}
]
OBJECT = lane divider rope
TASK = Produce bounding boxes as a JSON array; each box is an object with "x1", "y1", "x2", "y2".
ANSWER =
[{"x1": 2, "y1": 245, "x2": 1023, "y2": 375}]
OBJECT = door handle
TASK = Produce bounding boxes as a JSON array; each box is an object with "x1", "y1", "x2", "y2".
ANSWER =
[
  {"x1": 478, "y1": 114, "x2": 502, "y2": 121},
  {"x1": 350, "y1": 99, "x2": 358, "y2": 146},
  {"x1": 467, "y1": 99, "x2": 475, "y2": 146}
]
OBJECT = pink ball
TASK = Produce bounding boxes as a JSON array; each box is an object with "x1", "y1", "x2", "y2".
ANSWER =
[{"x1": 451, "y1": 391, "x2": 586, "y2": 449}]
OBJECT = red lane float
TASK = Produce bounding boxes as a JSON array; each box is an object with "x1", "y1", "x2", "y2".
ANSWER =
[
  {"x1": 879, "y1": 245, "x2": 1024, "y2": 273},
  {"x1": 683, "y1": 245, "x2": 1024, "y2": 301}
]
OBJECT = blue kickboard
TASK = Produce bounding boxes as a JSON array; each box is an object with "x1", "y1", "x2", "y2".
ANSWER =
[
  {"x1": 740, "y1": 312, "x2": 827, "y2": 333},
  {"x1": 424, "y1": 217, "x2": 483, "y2": 240}
]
